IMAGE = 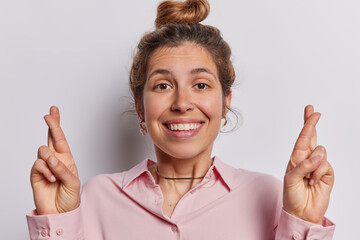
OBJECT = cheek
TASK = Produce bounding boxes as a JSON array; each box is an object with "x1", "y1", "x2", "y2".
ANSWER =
[
  {"x1": 196, "y1": 92, "x2": 224, "y2": 120},
  {"x1": 143, "y1": 93, "x2": 166, "y2": 123}
]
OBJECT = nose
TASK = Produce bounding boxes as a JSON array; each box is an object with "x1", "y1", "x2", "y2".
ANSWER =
[{"x1": 171, "y1": 89, "x2": 194, "y2": 113}]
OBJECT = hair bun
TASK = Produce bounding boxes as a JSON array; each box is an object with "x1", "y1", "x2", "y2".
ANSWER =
[{"x1": 155, "y1": 0, "x2": 210, "y2": 29}]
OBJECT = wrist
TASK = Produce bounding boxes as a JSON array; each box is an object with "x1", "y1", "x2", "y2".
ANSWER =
[{"x1": 283, "y1": 208, "x2": 323, "y2": 225}]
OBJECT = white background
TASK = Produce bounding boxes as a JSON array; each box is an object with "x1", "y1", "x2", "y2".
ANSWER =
[{"x1": 1, "y1": 0, "x2": 359, "y2": 239}]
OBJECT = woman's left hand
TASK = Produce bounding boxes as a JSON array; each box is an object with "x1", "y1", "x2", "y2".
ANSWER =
[{"x1": 283, "y1": 105, "x2": 335, "y2": 225}]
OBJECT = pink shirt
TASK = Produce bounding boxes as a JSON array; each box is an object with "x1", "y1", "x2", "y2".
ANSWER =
[{"x1": 27, "y1": 156, "x2": 335, "y2": 239}]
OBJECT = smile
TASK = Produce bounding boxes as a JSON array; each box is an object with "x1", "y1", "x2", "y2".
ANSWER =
[
  {"x1": 162, "y1": 119, "x2": 204, "y2": 139},
  {"x1": 167, "y1": 123, "x2": 201, "y2": 131}
]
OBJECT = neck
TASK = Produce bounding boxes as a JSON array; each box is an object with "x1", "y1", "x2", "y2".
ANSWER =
[
  {"x1": 149, "y1": 146, "x2": 214, "y2": 218},
  {"x1": 154, "y1": 146, "x2": 213, "y2": 181}
]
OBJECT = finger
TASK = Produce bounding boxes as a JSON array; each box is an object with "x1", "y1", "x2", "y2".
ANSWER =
[
  {"x1": 310, "y1": 161, "x2": 331, "y2": 186},
  {"x1": 285, "y1": 155, "x2": 322, "y2": 184},
  {"x1": 293, "y1": 112, "x2": 321, "y2": 153},
  {"x1": 38, "y1": 145, "x2": 77, "y2": 177},
  {"x1": 31, "y1": 159, "x2": 57, "y2": 183},
  {"x1": 310, "y1": 122, "x2": 318, "y2": 152},
  {"x1": 45, "y1": 155, "x2": 79, "y2": 188},
  {"x1": 46, "y1": 106, "x2": 60, "y2": 151},
  {"x1": 305, "y1": 106, "x2": 317, "y2": 150},
  {"x1": 287, "y1": 143, "x2": 324, "y2": 173},
  {"x1": 318, "y1": 162, "x2": 335, "y2": 187},
  {"x1": 47, "y1": 128, "x2": 55, "y2": 152},
  {"x1": 50, "y1": 105, "x2": 60, "y2": 122},
  {"x1": 308, "y1": 146, "x2": 329, "y2": 185},
  {"x1": 44, "y1": 113, "x2": 71, "y2": 154},
  {"x1": 37, "y1": 145, "x2": 54, "y2": 161},
  {"x1": 289, "y1": 145, "x2": 326, "y2": 180},
  {"x1": 304, "y1": 105, "x2": 314, "y2": 123},
  {"x1": 288, "y1": 113, "x2": 321, "y2": 171},
  {"x1": 305, "y1": 105, "x2": 318, "y2": 150}
]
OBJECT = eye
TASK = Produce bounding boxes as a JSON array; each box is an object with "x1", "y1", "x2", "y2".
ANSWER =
[
  {"x1": 194, "y1": 83, "x2": 209, "y2": 90},
  {"x1": 154, "y1": 83, "x2": 172, "y2": 90}
]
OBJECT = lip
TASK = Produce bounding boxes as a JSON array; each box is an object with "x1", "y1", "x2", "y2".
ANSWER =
[
  {"x1": 163, "y1": 118, "x2": 205, "y2": 124},
  {"x1": 162, "y1": 118, "x2": 205, "y2": 139}
]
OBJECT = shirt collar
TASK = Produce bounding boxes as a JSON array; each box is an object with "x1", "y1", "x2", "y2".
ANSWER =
[
  {"x1": 122, "y1": 156, "x2": 235, "y2": 190},
  {"x1": 211, "y1": 156, "x2": 235, "y2": 190},
  {"x1": 122, "y1": 158, "x2": 156, "y2": 189}
]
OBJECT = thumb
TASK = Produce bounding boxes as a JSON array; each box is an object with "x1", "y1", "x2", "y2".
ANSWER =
[
  {"x1": 285, "y1": 155, "x2": 322, "y2": 184},
  {"x1": 46, "y1": 156, "x2": 80, "y2": 188}
]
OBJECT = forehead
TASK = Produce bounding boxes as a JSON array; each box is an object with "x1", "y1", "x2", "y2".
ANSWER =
[{"x1": 147, "y1": 42, "x2": 218, "y2": 75}]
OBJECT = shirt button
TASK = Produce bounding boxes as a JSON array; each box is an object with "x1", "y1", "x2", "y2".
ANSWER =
[
  {"x1": 40, "y1": 229, "x2": 48, "y2": 237},
  {"x1": 56, "y1": 228, "x2": 64, "y2": 236},
  {"x1": 171, "y1": 225, "x2": 178, "y2": 232},
  {"x1": 292, "y1": 232, "x2": 301, "y2": 240}
]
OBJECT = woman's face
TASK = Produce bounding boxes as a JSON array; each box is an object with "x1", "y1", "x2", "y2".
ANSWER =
[{"x1": 140, "y1": 42, "x2": 231, "y2": 160}]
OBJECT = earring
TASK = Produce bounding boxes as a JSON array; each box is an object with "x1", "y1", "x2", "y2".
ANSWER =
[
  {"x1": 222, "y1": 116, "x2": 228, "y2": 127},
  {"x1": 139, "y1": 120, "x2": 147, "y2": 136}
]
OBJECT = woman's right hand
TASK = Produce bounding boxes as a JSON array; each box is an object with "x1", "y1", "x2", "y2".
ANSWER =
[{"x1": 30, "y1": 106, "x2": 80, "y2": 215}]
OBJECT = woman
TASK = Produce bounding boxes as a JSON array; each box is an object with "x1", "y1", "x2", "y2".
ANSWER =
[{"x1": 27, "y1": 0, "x2": 335, "y2": 239}]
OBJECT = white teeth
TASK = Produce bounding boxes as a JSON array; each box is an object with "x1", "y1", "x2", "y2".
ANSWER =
[{"x1": 168, "y1": 123, "x2": 201, "y2": 131}]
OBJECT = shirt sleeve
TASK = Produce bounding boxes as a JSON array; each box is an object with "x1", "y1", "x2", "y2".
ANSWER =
[
  {"x1": 275, "y1": 209, "x2": 335, "y2": 240},
  {"x1": 26, "y1": 205, "x2": 84, "y2": 240}
]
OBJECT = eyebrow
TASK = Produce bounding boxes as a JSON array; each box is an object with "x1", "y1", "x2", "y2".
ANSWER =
[
  {"x1": 190, "y1": 68, "x2": 217, "y2": 80},
  {"x1": 147, "y1": 69, "x2": 171, "y2": 81},
  {"x1": 148, "y1": 68, "x2": 217, "y2": 81}
]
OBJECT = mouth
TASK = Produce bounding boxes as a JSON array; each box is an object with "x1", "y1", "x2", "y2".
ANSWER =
[
  {"x1": 166, "y1": 123, "x2": 202, "y2": 131},
  {"x1": 162, "y1": 119, "x2": 204, "y2": 138}
]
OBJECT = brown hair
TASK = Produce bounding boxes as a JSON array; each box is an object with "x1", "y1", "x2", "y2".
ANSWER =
[{"x1": 129, "y1": 0, "x2": 235, "y2": 118}]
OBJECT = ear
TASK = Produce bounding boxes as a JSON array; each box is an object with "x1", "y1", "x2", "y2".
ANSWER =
[
  {"x1": 223, "y1": 89, "x2": 232, "y2": 115},
  {"x1": 135, "y1": 98, "x2": 144, "y2": 121}
]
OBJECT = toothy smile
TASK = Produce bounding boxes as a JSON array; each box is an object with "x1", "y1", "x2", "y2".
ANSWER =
[{"x1": 167, "y1": 123, "x2": 201, "y2": 131}]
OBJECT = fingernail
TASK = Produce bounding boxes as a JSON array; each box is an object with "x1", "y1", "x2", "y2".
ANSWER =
[
  {"x1": 311, "y1": 155, "x2": 321, "y2": 164},
  {"x1": 50, "y1": 175, "x2": 56, "y2": 182},
  {"x1": 49, "y1": 156, "x2": 58, "y2": 166},
  {"x1": 309, "y1": 179, "x2": 314, "y2": 186}
]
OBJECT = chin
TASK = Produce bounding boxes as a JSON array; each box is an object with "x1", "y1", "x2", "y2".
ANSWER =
[{"x1": 155, "y1": 143, "x2": 211, "y2": 161}]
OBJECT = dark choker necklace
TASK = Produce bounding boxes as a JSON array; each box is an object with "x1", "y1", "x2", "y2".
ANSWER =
[{"x1": 155, "y1": 166, "x2": 205, "y2": 180}]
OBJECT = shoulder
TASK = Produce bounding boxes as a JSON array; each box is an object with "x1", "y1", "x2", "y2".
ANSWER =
[
  {"x1": 81, "y1": 172, "x2": 127, "y2": 195},
  {"x1": 232, "y1": 167, "x2": 282, "y2": 193},
  {"x1": 230, "y1": 168, "x2": 283, "y2": 210},
  {"x1": 81, "y1": 158, "x2": 152, "y2": 193},
  {"x1": 215, "y1": 156, "x2": 281, "y2": 191},
  {"x1": 228, "y1": 167, "x2": 283, "y2": 207},
  {"x1": 81, "y1": 158, "x2": 152, "y2": 195},
  {"x1": 215, "y1": 158, "x2": 283, "y2": 218},
  {"x1": 215, "y1": 157, "x2": 282, "y2": 192}
]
